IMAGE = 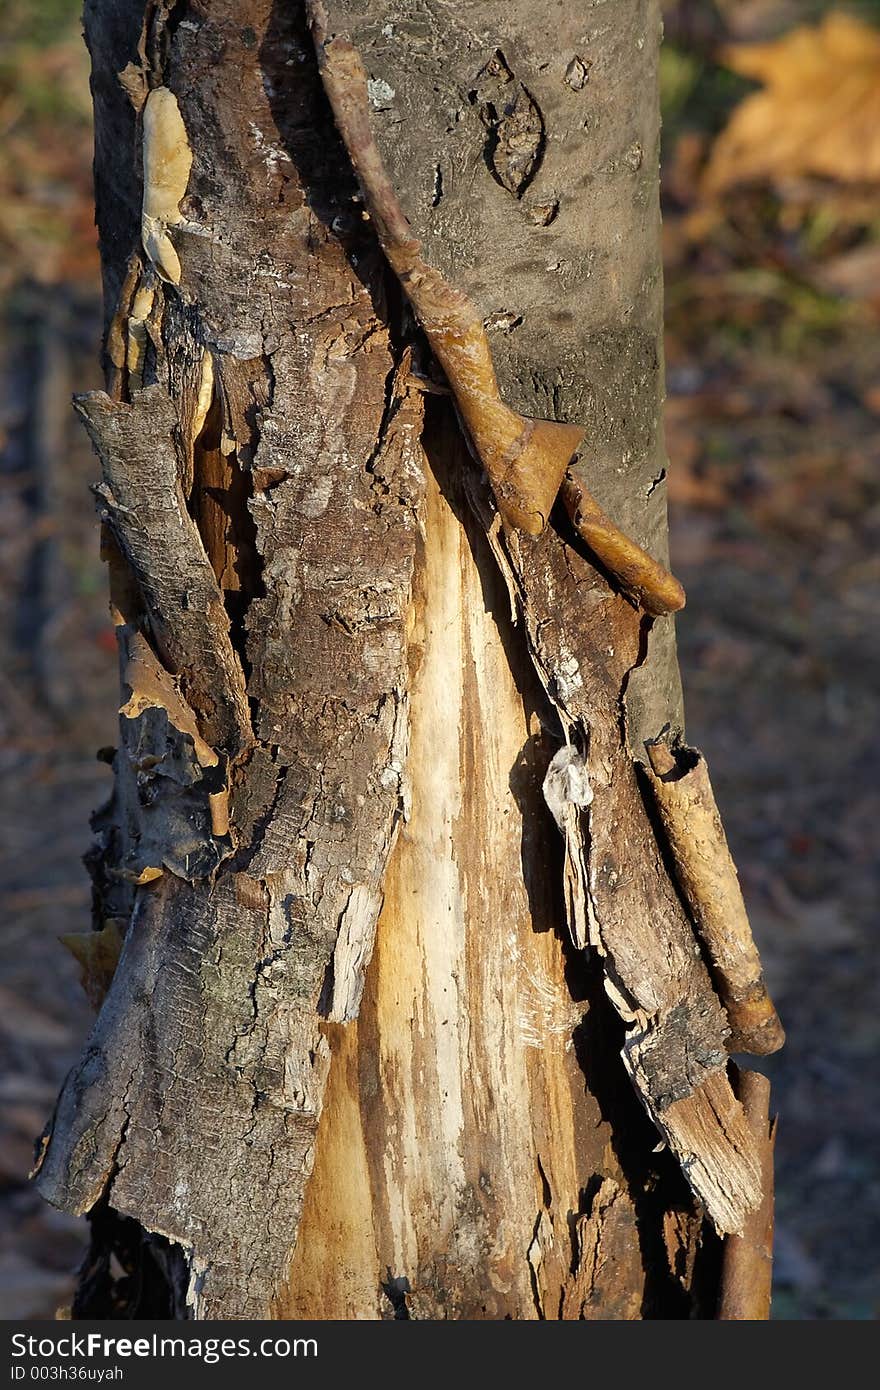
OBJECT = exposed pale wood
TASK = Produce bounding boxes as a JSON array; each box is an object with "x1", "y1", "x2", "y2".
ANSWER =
[{"x1": 281, "y1": 425, "x2": 629, "y2": 1318}]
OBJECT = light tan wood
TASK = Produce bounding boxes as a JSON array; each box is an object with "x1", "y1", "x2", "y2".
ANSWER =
[{"x1": 280, "y1": 426, "x2": 637, "y2": 1319}]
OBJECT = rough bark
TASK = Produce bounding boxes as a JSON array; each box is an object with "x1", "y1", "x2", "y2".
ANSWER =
[{"x1": 34, "y1": 0, "x2": 776, "y2": 1319}]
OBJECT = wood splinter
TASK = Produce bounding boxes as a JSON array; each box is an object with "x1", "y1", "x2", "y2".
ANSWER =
[
  {"x1": 718, "y1": 1069, "x2": 776, "y2": 1319},
  {"x1": 307, "y1": 1, "x2": 685, "y2": 615},
  {"x1": 644, "y1": 737, "x2": 785, "y2": 1055}
]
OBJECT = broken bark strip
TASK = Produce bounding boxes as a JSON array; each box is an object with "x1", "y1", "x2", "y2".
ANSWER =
[
  {"x1": 77, "y1": 385, "x2": 253, "y2": 757},
  {"x1": 644, "y1": 739, "x2": 785, "y2": 1055},
  {"x1": 718, "y1": 1070, "x2": 776, "y2": 1319},
  {"x1": 560, "y1": 471, "x2": 686, "y2": 617}
]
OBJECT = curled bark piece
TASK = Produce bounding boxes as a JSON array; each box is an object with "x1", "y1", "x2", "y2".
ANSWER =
[
  {"x1": 307, "y1": 1, "x2": 582, "y2": 535},
  {"x1": 644, "y1": 738, "x2": 785, "y2": 1055},
  {"x1": 718, "y1": 1070, "x2": 776, "y2": 1319},
  {"x1": 561, "y1": 471, "x2": 686, "y2": 616},
  {"x1": 77, "y1": 384, "x2": 253, "y2": 755},
  {"x1": 106, "y1": 254, "x2": 141, "y2": 384}
]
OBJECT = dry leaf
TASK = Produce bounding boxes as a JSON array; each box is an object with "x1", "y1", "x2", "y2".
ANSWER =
[
  {"x1": 60, "y1": 921, "x2": 124, "y2": 1009},
  {"x1": 704, "y1": 13, "x2": 880, "y2": 193}
]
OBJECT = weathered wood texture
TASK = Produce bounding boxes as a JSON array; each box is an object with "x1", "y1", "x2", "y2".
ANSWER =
[
  {"x1": 34, "y1": 0, "x2": 771, "y2": 1318},
  {"x1": 280, "y1": 416, "x2": 709, "y2": 1320},
  {"x1": 717, "y1": 1070, "x2": 776, "y2": 1320}
]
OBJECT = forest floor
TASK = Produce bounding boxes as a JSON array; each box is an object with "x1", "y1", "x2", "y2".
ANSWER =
[{"x1": 1, "y1": 0, "x2": 877, "y2": 1319}]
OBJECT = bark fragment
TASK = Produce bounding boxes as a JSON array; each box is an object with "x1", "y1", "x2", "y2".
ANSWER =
[
  {"x1": 475, "y1": 50, "x2": 545, "y2": 198},
  {"x1": 77, "y1": 385, "x2": 253, "y2": 756},
  {"x1": 562, "y1": 1179, "x2": 644, "y2": 1320},
  {"x1": 643, "y1": 738, "x2": 785, "y2": 1055},
  {"x1": 561, "y1": 470, "x2": 686, "y2": 616},
  {"x1": 141, "y1": 86, "x2": 193, "y2": 285}
]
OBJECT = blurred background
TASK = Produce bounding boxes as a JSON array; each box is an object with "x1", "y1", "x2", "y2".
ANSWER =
[{"x1": 1, "y1": 0, "x2": 877, "y2": 1319}]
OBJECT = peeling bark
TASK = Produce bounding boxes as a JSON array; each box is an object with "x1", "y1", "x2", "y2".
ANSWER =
[
  {"x1": 643, "y1": 738, "x2": 785, "y2": 1055},
  {"x1": 35, "y1": 0, "x2": 776, "y2": 1319}
]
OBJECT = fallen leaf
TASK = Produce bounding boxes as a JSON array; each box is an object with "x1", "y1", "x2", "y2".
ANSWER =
[
  {"x1": 704, "y1": 14, "x2": 880, "y2": 194},
  {"x1": 59, "y1": 920, "x2": 124, "y2": 1009}
]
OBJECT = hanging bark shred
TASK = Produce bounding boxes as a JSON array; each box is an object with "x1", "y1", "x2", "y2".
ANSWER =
[
  {"x1": 644, "y1": 737, "x2": 785, "y2": 1055},
  {"x1": 717, "y1": 1070, "x2": 776, "y2": 1319}
]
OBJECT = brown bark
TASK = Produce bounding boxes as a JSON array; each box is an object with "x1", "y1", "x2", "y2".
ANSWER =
[
  {"x1": 717, "y1": 1070, "x2": 776, "y2": 1320},
  {"x1": 33, "y1": 0, "x2": 777, "y2": 1319}
]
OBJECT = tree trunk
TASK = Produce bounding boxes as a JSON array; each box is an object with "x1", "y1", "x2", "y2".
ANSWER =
[{"x1": 35, "y1": 0, "x2": 778, "y2": 1320}]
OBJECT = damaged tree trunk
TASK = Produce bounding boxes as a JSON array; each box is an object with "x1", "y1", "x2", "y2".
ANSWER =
[{"x1": 35, "y1": 0, "x2": 781, "y2": 1319}]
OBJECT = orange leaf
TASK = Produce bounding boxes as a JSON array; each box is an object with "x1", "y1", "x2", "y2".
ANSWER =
[{"x1": 704, "y1": 13, "x2": 880, "y2": 193}]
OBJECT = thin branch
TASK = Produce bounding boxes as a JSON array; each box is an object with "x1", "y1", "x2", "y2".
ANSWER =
[
  {"x1": 717, "y1": 1069, "x2": 776, "y2": 1320},
  {"x1": 561, "y1": 472, "x2": 686, "y2": 615},
  {"x1": 644, "y1": 737, "x2": 785, "y2": 1055}
]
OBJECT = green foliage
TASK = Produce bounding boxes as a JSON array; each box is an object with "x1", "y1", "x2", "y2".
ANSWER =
[
  {"x1": 0, "y1": 0, "x2": 83, "y2": 48},
  {"x1": 0, "y1": 0, "x2": 90, "y2": 124}
]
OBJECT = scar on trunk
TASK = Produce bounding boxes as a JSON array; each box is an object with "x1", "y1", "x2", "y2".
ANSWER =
[
  {"x1": 306, "y1": 0, "x2": 684, "y2": 616},
  {"x1": 644, "y1": 736, "x2": 785, "y2": 1056}
]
